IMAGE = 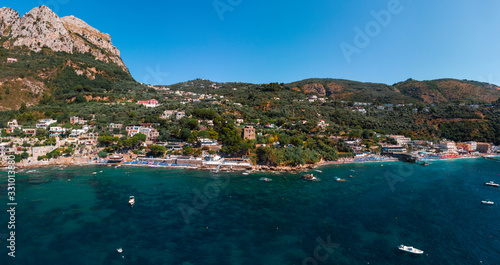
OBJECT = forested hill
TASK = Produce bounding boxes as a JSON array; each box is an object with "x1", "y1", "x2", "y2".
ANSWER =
[{"x1": 164, "y1": 78, "x2": 500, "y2": 105}]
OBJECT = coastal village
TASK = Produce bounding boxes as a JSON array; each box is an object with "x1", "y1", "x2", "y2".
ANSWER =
[{"x1": 1, "y1": 87, "x2": 499, "y2": 171}]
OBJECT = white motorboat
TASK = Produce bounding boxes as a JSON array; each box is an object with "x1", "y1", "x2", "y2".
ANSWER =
[
  {"x1": 398, "y1": 245, "x2": 424, "y2": 254},
  {"x1": 117, "y1": 248, "x2": 123, "y2": 253},
  {"x1": 314, "y1": 169, "x2": 323, "y2": 173},
  {"x1": 484, "y1": 181, "x2": 499, "y2": 187},
  {"x1": 128, "y1": 196, "x2": 135, "y2": 207},
  {"x1": 259, "y1": 177, "x2": 272, "y2": 182},
  {"x1": 481, "y1": 200, "x2": 494, "y2": 205}
]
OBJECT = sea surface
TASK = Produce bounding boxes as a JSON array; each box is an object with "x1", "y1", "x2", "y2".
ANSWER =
[{"x1": 1, "y1": 158, "x2": 499, "y2": 265}]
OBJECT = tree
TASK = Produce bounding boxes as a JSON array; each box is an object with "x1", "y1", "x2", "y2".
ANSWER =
[
  {"x1": 180, "y1": 128, "x2": 191, "y2": 140},
  {"x1": 75, "y1": 94, "x2": 87, "y2": 103},
  {"x1": 197, "y1": 130, "x2": 211, "y2": 139},
  {"x1": 20, "y1": 152, "x2": 29, "y2": 160},
  {"x1": 19, "y1": 103, "x2": 27, "y2": 113},
  {"x1": 98, "y1": 151, "x2": 108, "y2": 158},
  {"x1": 182, "y1": 145, "x2": 194, "y2": 155},
  {"x1": 148, "y1": 145, "x2": 166, "y2": 157}
]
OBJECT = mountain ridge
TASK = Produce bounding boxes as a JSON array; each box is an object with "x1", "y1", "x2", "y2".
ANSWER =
[{"x1": 0, "y1": 5, "x2": 127, "y2": 72}]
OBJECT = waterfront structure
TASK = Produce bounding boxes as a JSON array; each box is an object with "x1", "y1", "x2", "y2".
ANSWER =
[
  {"x1": 439, "y1": 141, "x2": 457, "y2": 153},
  {"x1": 390, "y1": 135, "x2": 412, "y2": 145},
  {"x1": 381, "y1": 145, "x2": 407, "y2": 155},
  {"x1": 477, "y1": 142, "x2": 492, "y2": 153}
]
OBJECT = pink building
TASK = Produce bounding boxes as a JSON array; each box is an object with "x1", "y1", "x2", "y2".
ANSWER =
[{"x1": 137, "y1": 99, "x2": 160, "y2": 108}]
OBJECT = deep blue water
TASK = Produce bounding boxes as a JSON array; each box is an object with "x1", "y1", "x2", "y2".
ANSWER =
[{"x1": 1, "y1": 158, "x2": 499, "y2": 264}]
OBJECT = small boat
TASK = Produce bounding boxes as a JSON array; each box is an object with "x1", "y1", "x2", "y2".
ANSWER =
[
  {"x1": 128, "y1": 196, "x2": 135, "y2": 207},
  {"x1": 481, "y1": 200, "x2": 495, "y2": 205},
  {"x1": 117, "y1": 248, "x2": 123, "y2": 253},
  {"x1": 335, "y1": 177, "x2": 346, "y2": 182},
  {"x1": 314, "y1": 169, "x2": 323, "y2": 173},
  {"x1": 302, "y1": 174, "x2": 319, "y2": 181},
  {"x1": 350, "y1": 169, "x2": 355, "y2": 172},
  {"x1": 398, "y1": 245, "x2": 424, "y2": 254},
  {"x1": 92, "y1": 172, "x2": 97, "y2": 175},
  {"x1": 242, "y1": 171, "x2": 251, "y2": 175},
  {"x1": 484, "y1": 181, "x2": 499, "y2": 187},
  {"x1": 259, "y1": 177, "x2": 272, "y2": 182}
]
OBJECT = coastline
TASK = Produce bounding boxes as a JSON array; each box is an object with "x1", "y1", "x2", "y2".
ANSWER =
[{"x1": 4, "y1": 154, "x2": 496, "y2": 173}]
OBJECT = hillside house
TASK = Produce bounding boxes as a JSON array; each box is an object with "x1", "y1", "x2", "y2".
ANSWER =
[
  {"x1": 137, "y1": 99, "x2": 160, "y2": 108},
  {"x1": 243, "y1": 126, "x2": 256, "y2": 140}
]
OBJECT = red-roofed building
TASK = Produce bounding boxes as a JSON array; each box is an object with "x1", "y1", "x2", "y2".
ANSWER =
[{"x1": 137, "y1": 99, "x2": 160, "y2": 108}]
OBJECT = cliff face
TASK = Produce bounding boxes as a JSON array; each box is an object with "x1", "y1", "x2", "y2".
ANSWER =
[{"x1": 0, "y1": 6, "x2": 128, "y2": 72}]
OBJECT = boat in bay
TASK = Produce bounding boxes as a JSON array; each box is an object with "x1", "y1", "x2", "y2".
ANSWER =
[
  {"x1": 128, "y1": 196, "x2": 135, "y2": 207},
  {"x1": 484, "y1": 181, "x2": 499, "y2": 187},
  {"x1": 481, "y1": 200, "x2": 494, "y2": 205},
  {"x1": 398, "y1": 245, "x2": 424, "y2": 254}
]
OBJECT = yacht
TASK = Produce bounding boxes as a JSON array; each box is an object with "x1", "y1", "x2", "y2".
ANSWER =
[
  {"x1": 259, "y1": 177, "x2": 273, "y2": 182},
  {"x1": 335, "y1": 177, "x2": 346, "y2": 182},
  {"x1": 314, "y1": 169, "x2": 323, "y2": 173},
  {"x1": 398, "y1": 245, "x2": 424, "y2": 254},
  {"x1": 484, "y1": 181, "x2": 499, "y2": 187},
  {"x1": 128, "y1": 196, "x2": 135, "y2": 207},
  {"x1": 481, "y1": 200, "x2": 495, "y2": 205},
  {"x1": 117, "y1": 248, "x2": 123, "y2": 253}
]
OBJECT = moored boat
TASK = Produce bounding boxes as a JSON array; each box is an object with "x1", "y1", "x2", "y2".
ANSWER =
[
  {"x1": 398, "y1": 245, "x2": 424, "y2": 254},
  {"x1": 481, "y1": 200, "x2": 494, "y2": 205}
]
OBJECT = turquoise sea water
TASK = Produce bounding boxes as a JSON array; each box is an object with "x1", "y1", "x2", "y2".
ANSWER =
[{"x1": 1, "y1": 158, "x2": 499, "y2": 264}]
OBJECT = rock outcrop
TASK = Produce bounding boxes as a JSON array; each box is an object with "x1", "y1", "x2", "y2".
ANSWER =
[{"x1": 0, "y1": 5, "x2": 128, "y2": 72}]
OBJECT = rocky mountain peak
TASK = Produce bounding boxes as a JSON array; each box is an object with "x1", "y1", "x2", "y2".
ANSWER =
[
  {"x1": 0, "y1": 5, "x2": 128, "y2": 72},
  {"x1": 0, "y1": 7, "x2": 20, "y2": 35}
]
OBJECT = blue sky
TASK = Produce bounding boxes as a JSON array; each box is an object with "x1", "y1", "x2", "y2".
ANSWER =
[{"x1": 7, "y1": 0, "x2": 500, "y2": 85}]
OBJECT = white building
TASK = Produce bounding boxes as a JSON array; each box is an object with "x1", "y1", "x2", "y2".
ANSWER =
[
  {"x1": 464, "y1": 141, "x2": 477, "y2": 151},
  {"x1": 390, "y1": 135, "x2": 411, "y2": 146},
  {"x1": 439, "y1": 141, "x2": 457, "y2": 153},
  {"x1": 49, "y1": 127, "x2": 67, "y2": 136},
  {"x1": 36, "y1": 119, "x2": 57, "y2": 129}
]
